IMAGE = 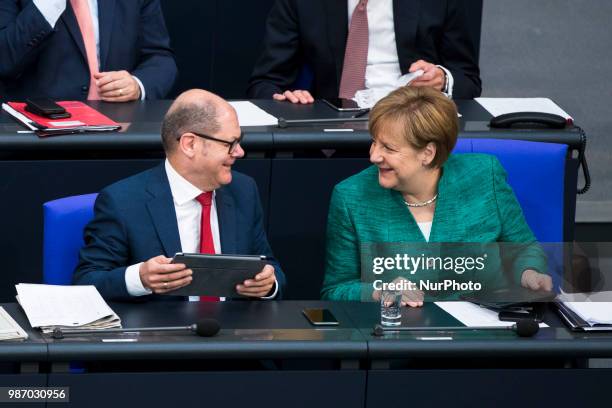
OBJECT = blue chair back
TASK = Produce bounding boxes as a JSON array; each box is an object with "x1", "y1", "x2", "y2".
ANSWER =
[
  {"x1": 43, "y1": 193, "x2": 98, "y2": 284},
  {"x1": 453, "y1": 139, "x2": 566, "y2": 243},
  {"x1": 454, "y1": 139, "x2": 568, "y2": 289}
]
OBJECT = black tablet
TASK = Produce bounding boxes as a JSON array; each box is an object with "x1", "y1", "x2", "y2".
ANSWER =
[{"x1": 165, "y1": 253, "x2": 268, "y2": 297}]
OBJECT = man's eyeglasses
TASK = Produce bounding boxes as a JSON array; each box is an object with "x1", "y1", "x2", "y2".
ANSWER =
[{"x1": 181, "y1": 131, "x2": 243, "y2": 154}]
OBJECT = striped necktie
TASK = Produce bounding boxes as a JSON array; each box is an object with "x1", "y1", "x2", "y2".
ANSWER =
[{"x1": 338, "y1": 0, "x2": 369, "y2": 99}]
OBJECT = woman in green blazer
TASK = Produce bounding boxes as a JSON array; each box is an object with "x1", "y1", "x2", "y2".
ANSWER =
[{"x1": 321, "y1": 87, "x2": 552, "y2": 305}]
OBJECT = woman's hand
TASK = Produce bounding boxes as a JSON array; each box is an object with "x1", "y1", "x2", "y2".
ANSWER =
[
  {"x1": 520, "y1": 269, "x2": 553, "y2": 291},
  {"x1": 372, "y1": 277, "x2": 424, "y2": 307}
]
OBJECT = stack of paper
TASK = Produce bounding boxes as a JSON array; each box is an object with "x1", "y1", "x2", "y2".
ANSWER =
[
  {"x1": 16, "y1": 284, "x2": 121, "y2": 334},
  {"x1": 560, "y1": 302, "x2": 612, "y2": 326},
  {"x1": 0, "y1": 306, "x2": 28, "y2": 341}
]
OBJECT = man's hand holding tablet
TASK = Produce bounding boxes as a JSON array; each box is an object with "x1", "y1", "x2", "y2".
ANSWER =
[
  {"x1": 139, "y1": 255, "x2": 193, "y2": 294},
  {"x1": 236, "y1": 264, "x2": 276, "y2": 297}
]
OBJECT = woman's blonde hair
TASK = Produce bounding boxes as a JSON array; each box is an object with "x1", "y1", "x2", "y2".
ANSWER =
[{"x1": 368, "y1": 86, "x2": 459, "y2": 168}]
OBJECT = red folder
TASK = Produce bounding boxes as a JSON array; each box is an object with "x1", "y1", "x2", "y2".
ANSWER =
[{"x1": 3, "y1": 101, "x2": 121, "y2": 136}]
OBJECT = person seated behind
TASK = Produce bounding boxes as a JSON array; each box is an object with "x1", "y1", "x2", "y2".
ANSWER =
[
  {"x1": 247, "y1": 0, "x2": 482, "y2": 104},
  {"x1": 0, "y1": 0, "x2": 177, "y2": 101},
  {"x1": 74, "y1": 89, "x2": 285, "y2": 300},
  {"x1": 321, "y1": 87, "x2": 552, "y2": 306}
]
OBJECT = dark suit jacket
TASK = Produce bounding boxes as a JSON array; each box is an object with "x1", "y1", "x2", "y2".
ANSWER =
[
  {"x1": 0, "y1": 0, "x2": 177, "y2": 100},
  {"x1": 247, "y1": 0, "x2": 482, "y2": 100},
  {"x1": 74, "y1": 164, "x2": 286, "y2": 301}
]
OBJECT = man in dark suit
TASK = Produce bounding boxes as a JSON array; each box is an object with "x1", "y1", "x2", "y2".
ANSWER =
[
  {"x1": 247, "y1": 0, "x2": 482, "y2": 103},
  {"x1": 0, "y1": 0, "x2": 177, "y2": 101},
  {"x1": 74, "y1": 89, "x2": 285, "y2": 300}
]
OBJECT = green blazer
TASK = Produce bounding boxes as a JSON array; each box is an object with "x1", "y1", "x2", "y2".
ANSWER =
[{"x1": 321, "y1": 154, "x2": 547, "y2": 301}]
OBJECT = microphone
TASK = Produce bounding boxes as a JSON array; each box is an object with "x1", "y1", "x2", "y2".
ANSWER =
[
  {"x1": 51, "y1": 318, "x2": 220, "y2": 339},
  {"x1": 373, "y1": 318, "x2": 539, "y2": 338},
  {"x1": 277, "y1": 116, "x2": 369, "y2": 128}
]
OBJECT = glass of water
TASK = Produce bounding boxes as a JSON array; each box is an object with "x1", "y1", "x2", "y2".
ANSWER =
[{"x1": 380, "y1": 290, "x2": 402, "y2": 326}]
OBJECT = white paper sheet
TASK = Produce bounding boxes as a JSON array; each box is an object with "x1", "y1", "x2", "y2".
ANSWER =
[
  {"x1": 560, "y1": 301, "x2": 612, "y2": 325},
  {"x1": 15, "y1": 284, "x2": 121, "y2": 332},
  {"x1": 229, "y1": 101, "x2": 278, "y2": 127},
  {"x1": 0, "y1": 306, "x2": 28, "y2": 340},
  {"x1": 353, "y1": 70, "x2": 424, "y2": 109},
  {"x1": 475, "y1": 97, "x2": 572, "y2": 120},
  {"x1": 551, "y1": 290, "x2": 612, "y2": 327},
  {"x1": 2, "y1": 103, "x2": 37, "y2": 130},
  {"x1": 435, "y1": 301, "x2": 548, "y2": 328}
]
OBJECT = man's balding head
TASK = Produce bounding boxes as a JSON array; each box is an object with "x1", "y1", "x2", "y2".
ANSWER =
[{"x1": 161, "y1": 89, "x2": 236, "y2": 154}]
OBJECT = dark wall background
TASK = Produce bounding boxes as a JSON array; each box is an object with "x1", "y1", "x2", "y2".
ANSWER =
[
  {"x1": 160, "y1": 0, "x2": 275, "y2": 99},
  {"x1": 479, "y1": 0, "x2": 612, "y2": 223}
]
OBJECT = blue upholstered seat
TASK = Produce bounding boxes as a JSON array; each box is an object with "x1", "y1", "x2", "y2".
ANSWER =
[
  {"x1": 43, "y1": 193, "x2": 98, "y2": 285},
  {"x1": 454, "y1": 139, "x2": 567, "y2": 288},
  {"x1": 454, "y1": 138, "x2": 566, "y2": 243}
]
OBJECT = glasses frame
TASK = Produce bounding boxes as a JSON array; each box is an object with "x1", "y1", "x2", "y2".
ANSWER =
[{"x1": 180, "y1": 131, "x2": 243, "y2": 154}]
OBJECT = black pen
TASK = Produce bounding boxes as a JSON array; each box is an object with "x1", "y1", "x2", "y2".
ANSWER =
[{"x1": 353, "y1": 109, "x2": 370, "y2": 118}]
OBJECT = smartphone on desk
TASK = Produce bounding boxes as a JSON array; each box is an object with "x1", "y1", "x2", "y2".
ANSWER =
[
  {"x1": 302, "y1": 308, "x2": 339, "y2": 326},
  {"x1": 322, "y1": 98, "x2": 363, "y2": 112},
  {"x1": 25, "y1": 97, "x2": 71, "y2": 119}
]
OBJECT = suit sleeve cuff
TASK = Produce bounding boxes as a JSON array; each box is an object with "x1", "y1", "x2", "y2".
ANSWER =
[
  {"x1": 33, "y1": 0, "x2": 66, "y2": 28},
  {"x1": 436, "y1": 65, "x2": 454, "y2": 98},
  {"x1": 260, "y1": 279, "x2": 279, "y2": 299},
  {"x1": 132, "y1": 76, "x2": 146, "y2": 100},
  {"x1": 125, "y1": 262, "x2": 152, "y2": 296}
]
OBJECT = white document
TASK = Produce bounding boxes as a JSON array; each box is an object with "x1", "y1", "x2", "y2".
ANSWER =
[
  {"x1": 561, "y1": 302, "x2": 612, "y2": 326},
  {"x1": 353, "y1": 70, "x2": 424, "y2": 109},
  {"x1": 0, "y1": 306, "x2": 28, "y2": 341},
  {"x1": 229, "y1": 101, "x2": 278, "y2": 127},
  {"x1": 475, "y1": 97, "x2": 572, "y2": 120},
  {"x1": 435, "y1": 301, "x2": 548, "y2": 328},
  {"x1": 555, "y1": 290, "x2": 612, "y2": 327},
  {"x1": 16, "y1": 284, "x2": 121, "y2": 333},
  {"x1": 2, "y1": 103, "x2": 38, "y2": 130}
]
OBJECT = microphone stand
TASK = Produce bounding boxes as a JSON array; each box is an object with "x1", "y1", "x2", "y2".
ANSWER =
[
  {"x1": 277, "y1": 116, "x2": 369, "y2": 128},
  {"x1": 373, "y1": 319, "x2": 539, "y2": 338},
  {"x1": 52, "y1": 324, "x2": 197, "y2": 339}
]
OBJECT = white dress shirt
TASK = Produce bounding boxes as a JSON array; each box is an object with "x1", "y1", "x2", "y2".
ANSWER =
[
  {"x1": 347, "y1": 0, "x2": 454, "y2": 97},
  {"x1": 417, "y1": 221, "x2": 433, "y2": 242},
  {"x1": 125, "y1": 160, "x2": 277, "y2": 300},
  {"x1": 33, "y1": 0, "x2": 146, "y2": 99}
]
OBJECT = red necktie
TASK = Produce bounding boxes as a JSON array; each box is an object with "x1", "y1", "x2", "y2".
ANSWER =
[
  {"x1": 196, "y1": 192, "x2": 219, "y2": 302},
  {"x1": 338, "y1": 0, "x2": 369, "y2": 99},
  {"x1": 70, "y1": 0, "x2": 100, "y2": 100}
]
